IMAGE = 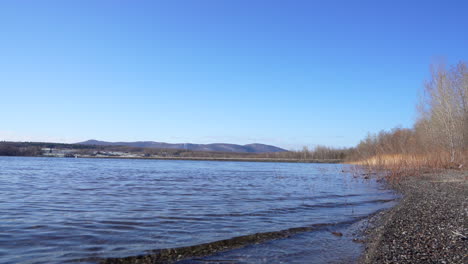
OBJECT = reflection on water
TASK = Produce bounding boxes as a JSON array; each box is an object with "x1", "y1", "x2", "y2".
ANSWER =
[{"x1": 0, "y1": 157, "x2": 395, "y2": 264}]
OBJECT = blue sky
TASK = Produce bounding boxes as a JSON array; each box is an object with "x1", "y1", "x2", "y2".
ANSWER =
[{"x1": 0, "y1": 0, "x2": 467, "y2": 149}]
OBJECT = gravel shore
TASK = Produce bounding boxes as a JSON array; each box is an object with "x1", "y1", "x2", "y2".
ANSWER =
[{"x1": 361, "y1": 170, "x2": 467, "y2": 263}]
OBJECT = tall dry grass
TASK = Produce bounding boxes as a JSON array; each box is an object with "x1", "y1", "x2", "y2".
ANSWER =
[{"x1": 350, "y1": 151, "x2": 466, "y2": 182}]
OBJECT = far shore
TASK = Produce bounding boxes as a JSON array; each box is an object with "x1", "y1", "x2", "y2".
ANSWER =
[{"x1": 12, "y1": 155, "x2": 343, "y2": 164}]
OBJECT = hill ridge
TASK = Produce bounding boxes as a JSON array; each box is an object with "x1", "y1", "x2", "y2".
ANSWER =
[{"x1": 77, "y1": 140, "x2": 286, "y2": 153}]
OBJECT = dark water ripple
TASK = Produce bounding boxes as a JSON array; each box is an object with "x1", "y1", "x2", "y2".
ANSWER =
[{"x1": 0, "y1": 157, "x2": 396, "y2": 264}]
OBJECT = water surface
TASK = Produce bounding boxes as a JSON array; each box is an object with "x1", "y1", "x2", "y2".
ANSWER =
[{"x1": 0, "y1": 157, "x2": 395, "y2": 263}]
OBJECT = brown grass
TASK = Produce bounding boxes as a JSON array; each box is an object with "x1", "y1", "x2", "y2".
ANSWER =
[{"x1": 349, "y1": 152, "x2": 467, "y2": 182}]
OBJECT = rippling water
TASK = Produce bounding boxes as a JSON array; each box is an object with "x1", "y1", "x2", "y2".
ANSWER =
[{"x1": 0, "y1": 157, "x2": 396, "y2": 264}]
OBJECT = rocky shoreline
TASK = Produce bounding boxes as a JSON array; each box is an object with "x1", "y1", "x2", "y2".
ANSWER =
[{"x1": 360, "y1": 170, "x2": 467, "y2": 263}]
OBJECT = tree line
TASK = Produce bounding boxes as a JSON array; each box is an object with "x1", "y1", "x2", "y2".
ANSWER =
[
  {"x1": 0, "y1": 142, "x2": 42, "y2": 156},
  {"x1": 348, "y1": 61, "x2": 467, "y2": 168},
  {"x1": 255, "y1": 146, "x2": 348, "y2": 160}
]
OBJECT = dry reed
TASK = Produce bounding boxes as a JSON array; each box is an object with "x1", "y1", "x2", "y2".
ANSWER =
[{"x1": 349, "y1": 152, "x2": 467, "y2": 182}]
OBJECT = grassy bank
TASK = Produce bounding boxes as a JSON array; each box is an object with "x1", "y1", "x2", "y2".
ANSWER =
[{"x1": 349, "y1": 152, "x2": 467, "y2": 182}]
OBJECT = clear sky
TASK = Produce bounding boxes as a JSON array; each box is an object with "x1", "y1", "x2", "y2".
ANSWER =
[{"x1": 1, "y1": 0, "x2": 467, "y2": 149}]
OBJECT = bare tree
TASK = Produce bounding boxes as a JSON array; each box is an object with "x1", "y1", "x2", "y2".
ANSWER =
[{"x1": 417, "y1": 62, "x2": 467, "y2": 162}]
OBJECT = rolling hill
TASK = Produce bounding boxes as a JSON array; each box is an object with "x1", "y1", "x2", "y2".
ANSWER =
[{"x1": 77, "y1": 140, "x2": 287, "y2": 153}]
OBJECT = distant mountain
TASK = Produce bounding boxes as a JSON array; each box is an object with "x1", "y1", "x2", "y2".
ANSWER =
[{"x1": 77, "y1": 140, "x2": 287, "y2": 153}]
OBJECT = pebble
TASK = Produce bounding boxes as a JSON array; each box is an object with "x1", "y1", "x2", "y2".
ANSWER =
[{"x1": 361, "y1": 170, "x2": 467, "y2": 264}]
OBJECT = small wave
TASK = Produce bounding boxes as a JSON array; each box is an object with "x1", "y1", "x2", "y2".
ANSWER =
[
  {"x1": 202, "y1": 198, "x2": 395, "y2": 217},
  {"x1": 96, "y1": 218, "x2": 366, "y2": 264}
]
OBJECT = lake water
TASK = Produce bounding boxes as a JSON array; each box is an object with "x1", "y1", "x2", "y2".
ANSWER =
[{"x1": 0, "y1": 157, "x2": 396, "y2": 264}]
